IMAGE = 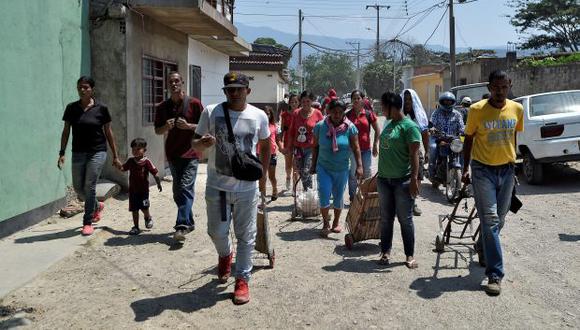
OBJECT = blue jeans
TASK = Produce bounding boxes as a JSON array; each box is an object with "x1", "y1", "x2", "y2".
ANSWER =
[
  {"x1": 428, "y1": 136, "x2": 439, "y2": 179},
  {"x1": 205, "y1": 186, "x2": 258, "y2": 280},
  {"x1": 377, "y1": 176, "x2": 415, "y2": 256},
  {"x1": 168, "y1": 158, "x2": 198, "y2": 229},
  {"x1": 471, "y1": 160, "x2": 515, "y2": 280},
  {"x1": 348, "y1": 149, "x2": 372, "y2": 199},
  {"x1": 71, "y1": 151, "x2": 107, "y2": 225},
  {"x1": 294, "y1": 147, "x2": 313, "y2": 190},
  {"x1": 317, "y1": 165, "x2": 349, "y2": 209}
]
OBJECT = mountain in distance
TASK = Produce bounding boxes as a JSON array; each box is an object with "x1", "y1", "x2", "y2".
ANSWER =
[{"x1": 236, "y1": 22, "x2": 531, "y2": 66}]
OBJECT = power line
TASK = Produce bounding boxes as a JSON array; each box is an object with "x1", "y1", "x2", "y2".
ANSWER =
[{"x1": 423, "y1": 6, "x2": 448, "y2": 46}]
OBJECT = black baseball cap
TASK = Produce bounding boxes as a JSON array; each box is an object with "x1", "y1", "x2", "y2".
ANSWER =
[{"x1": 223, "y1": 72, "x2": 249, "y2": 89}]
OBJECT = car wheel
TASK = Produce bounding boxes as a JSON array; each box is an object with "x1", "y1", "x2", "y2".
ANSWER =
[{"x1": 523, "y1": 151, "x2": 543, "y2": 185}]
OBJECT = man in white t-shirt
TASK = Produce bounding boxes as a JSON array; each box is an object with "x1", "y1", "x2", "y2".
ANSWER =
[{"x1": 192, "y1": 72, "x2": 271, "y2": 305}]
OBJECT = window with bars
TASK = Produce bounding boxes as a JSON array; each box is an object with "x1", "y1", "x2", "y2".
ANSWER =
[
  {"x1": 142, "y1": 57, "x2": 178, "y2": 125},
  {"x1": 206, "y1": 0, "x2": 233, "y2": 22}
]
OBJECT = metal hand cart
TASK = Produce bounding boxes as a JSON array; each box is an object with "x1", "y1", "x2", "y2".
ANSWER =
[
  {"x1": 434, "y1": 185, "x2": 481, "y2": 254},
  {"x1": 255, "y1": 194, "x2": 275, "y2": 268},
  {"x1": 344, "y1": 175, "x2": 381, "y2": 249}
]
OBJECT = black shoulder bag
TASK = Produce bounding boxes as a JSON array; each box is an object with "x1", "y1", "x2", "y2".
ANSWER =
[{"x1": 222, "y1": 103, "x2": 263, "y2": 181}]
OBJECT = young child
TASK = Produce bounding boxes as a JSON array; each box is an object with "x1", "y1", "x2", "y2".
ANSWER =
[
  {"x1": 258, "y1": 106, "x2": 283, "y2": 201},
  {"x1": 119, "y1": 138, "x2": 162, "y2": 235}
]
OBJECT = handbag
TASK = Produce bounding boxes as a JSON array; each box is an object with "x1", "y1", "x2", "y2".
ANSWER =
[
  {"x1": 509, "y1": 176, "x2": 523, "y2": 214},
  {"x1": 222, "y1": 102, "x2": 263, "y2": 181}
]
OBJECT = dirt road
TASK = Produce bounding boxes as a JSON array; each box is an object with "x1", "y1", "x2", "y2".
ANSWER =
[{"x1": 1, "y1": 148, "x2": 579, "y2": 329}]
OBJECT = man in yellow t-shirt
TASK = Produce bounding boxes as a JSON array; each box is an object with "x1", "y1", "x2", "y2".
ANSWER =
[{"x1": 462, "y1": 70, "x2": 524, "y2": 296}]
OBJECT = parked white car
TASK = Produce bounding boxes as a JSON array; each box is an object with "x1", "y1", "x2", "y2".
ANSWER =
[{"x1": 515, "y1": 90, "x2": 580, "y2": 184}]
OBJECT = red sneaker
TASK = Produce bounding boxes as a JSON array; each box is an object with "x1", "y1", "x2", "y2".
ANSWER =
[
  {"x1": 218, "y1": 252, "x2": 233, "y2": 284},
  {"x1": 233, "y1": 278, "x2": 250, "y2": 305},
  {"x1": 92, "y1": 202, "x2": 105, "y2": 223},
  {"x1": 81, "y1": 225, "x2": 94, "y2": 236}
]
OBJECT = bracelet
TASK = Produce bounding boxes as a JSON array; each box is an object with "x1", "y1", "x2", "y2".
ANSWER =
[{"x1": 59, "y1": 150, "x2": 65, "y2": 156}]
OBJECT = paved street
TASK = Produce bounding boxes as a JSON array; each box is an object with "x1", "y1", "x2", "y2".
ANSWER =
[{"x1": 1, "y1": 150, "x2": 580, "y2": 329}]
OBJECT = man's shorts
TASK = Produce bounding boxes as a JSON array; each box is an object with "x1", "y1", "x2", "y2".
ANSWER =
[{"x1": 129, "y1": 192, "x2": 150, "y2": 212}]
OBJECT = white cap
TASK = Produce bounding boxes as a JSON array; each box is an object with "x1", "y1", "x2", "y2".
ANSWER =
[{"x1": 461, "y1": 96, "x2": 472, "y2": 105}]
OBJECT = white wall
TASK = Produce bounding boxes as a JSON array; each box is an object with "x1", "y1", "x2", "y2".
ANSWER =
[
  {"x1": 188, "y1": 38, "x2": 230, "y2": 106},
  {"x1": 240, "y1": 70, "x2": 280, "y2": 104}
]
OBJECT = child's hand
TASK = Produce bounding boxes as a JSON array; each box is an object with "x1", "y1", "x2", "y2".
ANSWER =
[
  {"x1": 200, "y1": 134, "x2": 216, "y2": 148},
  {"x1": 154, "y1": 176, "x2": 162, "y2": 192}
]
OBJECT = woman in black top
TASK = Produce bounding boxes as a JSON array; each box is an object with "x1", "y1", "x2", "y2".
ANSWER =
[{"x1": 58, "y1": 76, "x2": 121, "y2": 236}]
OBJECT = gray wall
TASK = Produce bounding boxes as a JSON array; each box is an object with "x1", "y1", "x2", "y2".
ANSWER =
[
  {"x1": 509, "y1": 63, "x2": 580, "y2": 97},
  {"x1": 90, "y1": 16, "x2": 128, "y2": 188}
]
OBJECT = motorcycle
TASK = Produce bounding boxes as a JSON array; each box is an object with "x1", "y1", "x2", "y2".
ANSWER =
[{"x1": 429, "y1": 126, "x2": 464, "y2": 202}]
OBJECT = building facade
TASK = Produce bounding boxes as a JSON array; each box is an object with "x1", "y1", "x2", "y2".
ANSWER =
[
  {"x1": 0, "y1": 0, "x2": 90, "y2": 238},
  {"x1": 90, "y1": 0, "x2": 250, "y2": 186},
  {"x1": 230, "y1": 43, "x2": 291, "y2": 112}
]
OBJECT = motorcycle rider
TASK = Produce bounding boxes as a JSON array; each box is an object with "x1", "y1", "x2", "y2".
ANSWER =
[
  {"x1": 457, "y1": 96, "x2": 472, "y2": 124},
  {"x1": 428, "y1": 92, "x2": 465, "y2": 187}
]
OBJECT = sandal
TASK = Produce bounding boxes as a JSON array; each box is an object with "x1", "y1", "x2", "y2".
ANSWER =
[
  {"x1": 145, "y1": 217, "x2": 153, "y2": 229},
  {"x1": 331, "y1": 225, "x2": 342, "y2": 233},
  {"x1": 129, "y1": 227, "x2": 141, "y2": 235},
  {"x1": 320, "y1": 227, "x2": 331, "y2": 238},
  {"x1": 378, "y1": 253, "x2": 390, "y2": 265},
  {"x1": 405, "y1": 259, "x2": 419, "y2": 269}
]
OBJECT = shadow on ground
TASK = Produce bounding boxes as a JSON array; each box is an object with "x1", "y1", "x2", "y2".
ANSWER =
[
  {"x1": 101, "y1": 227, "x2": 183, "y2": 250},
  {"x1": 517, "y1": 163, "x2": 580, "y2": 195},
  {"x1": 14, "y1": 227, "x2": 81, "y2": 244},
  {"x1": 559, "y1": 233, "x2": 580, "y2": 242},
  {"x1": 322, "y1": 258, "x2": 402, "y2": 274},
  {"x1": 409, "y1": 248, "x2": 485, "y2": 299},
  {"x1": 130, "y1": 280, "x2": 229, "y2": 322},
  {"x1": 334, "y1": 242, "x2": 380, "y2": 258}
]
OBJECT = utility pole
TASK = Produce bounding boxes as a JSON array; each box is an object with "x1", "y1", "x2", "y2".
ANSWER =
[
  {"x1": 366, "y1": 4, "x2": 390, "y2": 60},
  {"x1": 449, "y1": 0, "x2": 456, "y2": 88},
  {"x1": 298, "y1": 9, "x2": 304, "y2": 91},
  {"x1": 347, "y1": 41, "x2": 361, "y2": 89}
]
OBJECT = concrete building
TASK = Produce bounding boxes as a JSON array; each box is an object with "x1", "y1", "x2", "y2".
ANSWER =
[
  {"x1": 442, "y1": 52, "x2": 517, "y2": 91},
  {"x1": 89, "y1": 0, "x2": 250, "y2": 187},
  {"x1": 405, "y1": 65, "x2": 446, "y2": 116},
  {"x1": 230, "y1": 43, "x2": 291, "y2": 111},
  {"x1": 0, "y1": 0, "x2": 90, "y2": 238}
]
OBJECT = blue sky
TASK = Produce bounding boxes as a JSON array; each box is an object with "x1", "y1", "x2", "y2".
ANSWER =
[{"x1": 233, "y1": 0, "x2": 521, "y2": 48}]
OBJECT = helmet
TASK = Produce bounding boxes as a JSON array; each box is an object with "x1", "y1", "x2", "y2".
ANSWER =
[
  {"x1": 438, "y1": 92, "x2": 456, "y2": 111},
  {"x1": 461, "y1": 96, "x2": 472, "y2": 106}
]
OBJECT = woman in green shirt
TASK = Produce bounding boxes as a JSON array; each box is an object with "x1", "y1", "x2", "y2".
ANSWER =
[{"x1": 377, "y1": 92, "x2": 421, "y2": 268}]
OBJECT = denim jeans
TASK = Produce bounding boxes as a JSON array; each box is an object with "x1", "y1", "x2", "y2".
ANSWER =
[
  {"x1": 71, "y1": 151, "x2": 107, "y2": 225},
  {"x1": 294, "y1": 147, "x2": 313, "y2": 190},
  {"x1": 348, "y1": 149, "x2": 372, "y2": 199},
  {"x1": 428, "y1": 136, "x2": 439, "y2": 179},
  {"x1": 471, "y1": 160, "x2": 514, "y2": 280},
  {"x1": 168, "y1": 158, "x2": 198, "y2": 229},
  {"x1": 377, "y1": 176, "x2": 415, "y2": 256},
  {"x1": 205, "y1": 186, "x2": 258, "y2": 280},
  {"x1": 317, "y1": 165, "x2": 349, "y2": 209}
]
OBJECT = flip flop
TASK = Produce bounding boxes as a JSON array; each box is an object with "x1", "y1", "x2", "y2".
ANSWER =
[
  {"x1": 331, "y1": 225, "x2": 342, "y2": 233},
  {"x1": 405, "y1": 259, "x2": 419, "y2": 269}
]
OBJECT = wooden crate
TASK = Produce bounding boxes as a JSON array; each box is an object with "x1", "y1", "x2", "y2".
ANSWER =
[{"x1": 345, "y1": 176, "x2": 381, "y2": 243}]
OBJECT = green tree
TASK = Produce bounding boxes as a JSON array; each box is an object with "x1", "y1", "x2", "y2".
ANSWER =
[
  {"x1": 302, "y1": 53, "x2": 355, "y2": 96},
  {"x1": 253, "y1": 37, "x2": 289, "y2": 50},
  {"x1": 510, "y1": 0, "x2": 579, "y2": 52},
  {"x1": 362, "y1": 59, "x2": 399, "y2": 99}
]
